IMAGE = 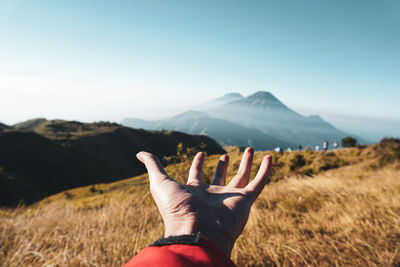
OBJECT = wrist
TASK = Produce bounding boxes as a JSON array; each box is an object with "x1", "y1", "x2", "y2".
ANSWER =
[
  {"x1": 164, "y1": 220, "x2": 196, "y2": 237},
  {"x1": 199, "y1": 229, "x2": 234, "y2": 256}
]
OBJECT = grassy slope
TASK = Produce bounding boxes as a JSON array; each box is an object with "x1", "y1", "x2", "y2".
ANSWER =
[
  {"x1": 0, "y1": 119, "x2": 225, "y2": 205},
  {"x1": 1, "y1": 140, "x2": 399, "y2": 266},
  {"x1": 13, "y1": 119, "x2": 120, "y2": 140}
]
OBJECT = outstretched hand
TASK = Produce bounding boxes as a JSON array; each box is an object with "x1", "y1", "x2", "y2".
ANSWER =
[{"x1": 137, "y1": 147, "x2": 272, "y2": 256}]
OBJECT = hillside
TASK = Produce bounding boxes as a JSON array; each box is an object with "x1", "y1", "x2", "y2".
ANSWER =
[
  {"x1": 1, "y1": 139, "x2": 399, "y2": 266},
  {"x1": 0, "y1": 119, "x2": 225, "y2": 206},
  {"x1": 122, "y1": 111, "x2": 294, "y2": 150},
  {"x1": 0, "y1": 122, "x2": 10, "y2": 130},
  {"x1": 13, "y1": 118, "x2": 48, "y2": 131},
  {"x1": 12, "y1": 119, "x2": 120, "y2": 139}
]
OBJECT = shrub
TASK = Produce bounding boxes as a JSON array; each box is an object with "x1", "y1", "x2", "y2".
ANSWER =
[
  {"x1": 64, "y1": 192, "x2": 73, "y2": 199},
  {"x1": 342, "y1": 136, "x2": 357, "y2": 147},
  {"x1": 380, "y1": 138, "x2": 400, "y2": 146},
  {"x1": 290, "y1": 154, "x2": 306, "y2": 171}
]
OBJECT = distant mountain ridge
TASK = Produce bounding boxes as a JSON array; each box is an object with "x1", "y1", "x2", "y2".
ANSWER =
[
  {"x1": 123, "y1": 110, "x2": 293, "y2": 150},
  {"x1": 207, "y1": 91, "x2": 347, "y2": 146},
  {"x1": 122, "y1": 91, "x2": 348, "y2": 148},
  {"x1": 193, "y1": 92, "x2": 244, "y2": 110},
  {"x1": 208, "y1": 92, "x2": 244, "y2": 105},
  {"x1": 0, "y1": 119, "x2": 225, "y2": 206}
]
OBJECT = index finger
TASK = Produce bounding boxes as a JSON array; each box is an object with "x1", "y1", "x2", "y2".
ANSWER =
[
  {"x1": 137, "y1": 151, "x2": 172, "y2": 186},
  {"x1": 245, "y1": 155, "x2": 272, "y2": 200}
]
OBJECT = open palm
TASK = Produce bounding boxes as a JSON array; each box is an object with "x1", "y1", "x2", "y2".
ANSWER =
[{"x1": 137, "y1": 147, "x2": 272, "y2": 256}]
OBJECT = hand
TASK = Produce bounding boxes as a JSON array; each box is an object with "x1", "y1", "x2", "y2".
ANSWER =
[{"x1": 137, "y1": 147, "x2": 272, "y2": 256}]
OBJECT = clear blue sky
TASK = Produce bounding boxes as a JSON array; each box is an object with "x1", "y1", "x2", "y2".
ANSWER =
[{"x1": 0, "y1": 0, "x2": 399, "y2": 141}]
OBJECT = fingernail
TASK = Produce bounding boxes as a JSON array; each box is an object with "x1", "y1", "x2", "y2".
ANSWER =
[{"x1": 136, "y1": 152, "x2": 144, "y2": 160}]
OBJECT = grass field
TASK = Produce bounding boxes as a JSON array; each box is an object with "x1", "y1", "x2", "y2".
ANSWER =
[{"x1": 1, "y1": 140, "x2": 400, "y2": 266}]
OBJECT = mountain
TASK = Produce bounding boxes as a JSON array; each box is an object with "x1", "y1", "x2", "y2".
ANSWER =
[
  {"x1": 0, "y1": 119, "x2": 225, "y2": 206},
  {"x1": 122, "y1": 111, "x2": 293, "y2": 150},
  {"x1": 198, "y1": 92, "x2": 244, "y2": 110},
  {"x1": 207, "y1": 91, "x2": 348, "y2": 146},
  {"x1": 122, "y1": 91, "x2": 349, "y2": 148},
  {"x1": 234, "y1": 91, "x2": 286, "y2": 108},
  {"x1": 215, "y1": 92, "x2": 244, "y2": 103}
]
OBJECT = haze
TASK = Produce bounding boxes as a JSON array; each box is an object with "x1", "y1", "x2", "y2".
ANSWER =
[{"x1": 1, "y1": 0, "x2": 399, "y2": 142}]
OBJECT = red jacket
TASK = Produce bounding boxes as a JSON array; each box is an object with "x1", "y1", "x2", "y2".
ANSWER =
[{"x1": 124, "y1": 234, "x2": 236, "y2": 267}]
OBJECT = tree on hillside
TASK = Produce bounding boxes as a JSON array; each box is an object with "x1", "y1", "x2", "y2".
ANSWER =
[
  {"x1": 163, "y1": 142, "x2": 207, "y2": 183},
  {"x1": 342, "y1": 137, "x2": 357, "y2": 147}
]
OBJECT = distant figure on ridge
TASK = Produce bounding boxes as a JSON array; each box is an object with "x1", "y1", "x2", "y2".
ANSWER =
[
  {"x1": 323, "y1": 141, "x2": 329, "y2": 151},
  {"x1": 298, "y1": 144, "x2": 302, "y2": 151},
  {"x1": 315, "y1": 145, "x2": 320, "y2": 151},
  {"x1": 333, "y1": 140, "x2": 339, "y2": 149}
]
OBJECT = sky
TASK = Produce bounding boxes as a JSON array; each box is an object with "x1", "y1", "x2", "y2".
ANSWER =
[{"x1": 0, "y1": 0, "x2": 399, "y2": 142}]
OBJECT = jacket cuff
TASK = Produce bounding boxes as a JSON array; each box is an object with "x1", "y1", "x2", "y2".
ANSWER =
[
  {"x1": 149, "y1": 232, "x2": 202, "y2": 247},
  {"x1": 124, "y1": 232, "x2": 237, "y2": 267}
]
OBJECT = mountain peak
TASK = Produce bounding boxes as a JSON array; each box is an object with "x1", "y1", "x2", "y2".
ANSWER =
[
  {"x1": 243, "y1": 91, "x2": 286, "y2": 108},
  {"x1": 199, "y1": 93, "x2": 244, "y2": 110},
  {"x1": 216, "y1": 92, "x2": 244, "y2": 103},
  {"x1": 223, "y1": 92, "x2": 243, "y2": 98}
]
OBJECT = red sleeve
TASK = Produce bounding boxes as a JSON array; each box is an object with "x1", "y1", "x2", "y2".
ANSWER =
[{"x1": 123, "y1": 238, "x2": 236, "y2": 267}]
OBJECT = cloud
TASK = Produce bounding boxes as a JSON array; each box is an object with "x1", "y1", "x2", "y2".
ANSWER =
[
  {"x1": 0, "y1": 73, "x2": 127, "y2": 123},
  {"x1": 0, "y1": 73, "x2": 118, "y2": 97},
  {"x1": 0, "y1": 73, "x2": 196, "y2": 124}
]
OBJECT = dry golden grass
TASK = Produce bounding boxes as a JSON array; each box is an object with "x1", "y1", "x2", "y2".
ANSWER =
[
  {"x1": 0, "y1": 178, "x2": 161, "y2": 267},
  {"x1": 233, "y1": 166, "x2": 400, "y2": 266},
  {"x1": 1, "y1": 144, "x2": 400, "y2": 266}
]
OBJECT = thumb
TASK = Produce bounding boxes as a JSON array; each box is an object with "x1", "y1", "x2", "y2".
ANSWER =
[{"x1": 137, "y1": 151, "x2": 171, "y2": 186}]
